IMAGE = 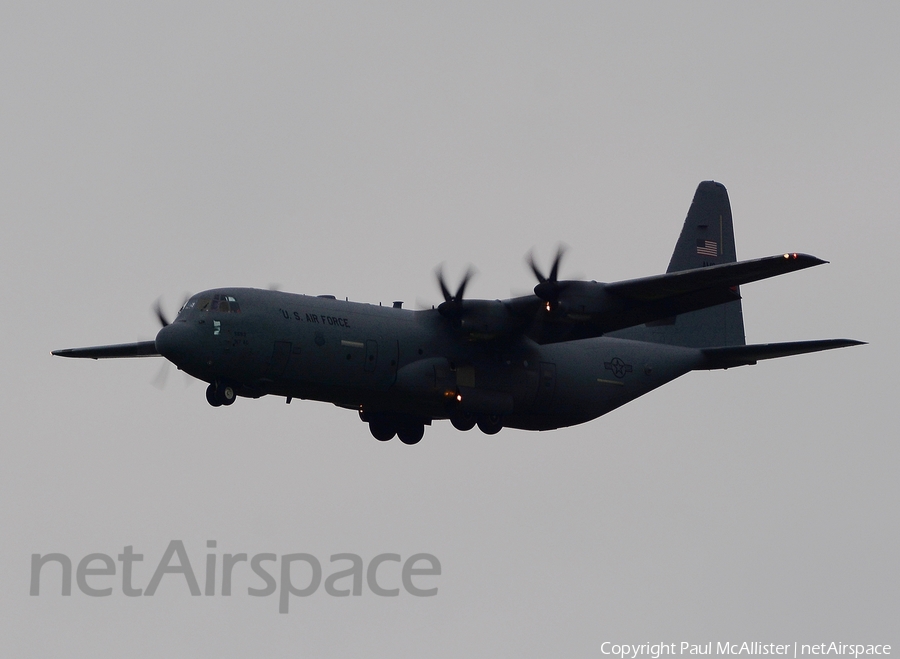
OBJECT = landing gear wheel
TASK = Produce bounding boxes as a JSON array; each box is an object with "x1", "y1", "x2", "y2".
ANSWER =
[
  {"x1": 477, "y1": 414, "x2": 503, "y2": 435},
  {"x1": 450, "y1": 411, "x2": 477, "y2": 432},
  {"x1": 397, "y1": 423, "x2": 425, "y2": 445},
  {"x1": 220, "y1": 384, "x2": 236, "y2": 406},
  {"x1": 207, "y1": 381, "x2": 237, "y2": 407},
  {"x1": 369, "y1": 419, "x2": 395, "y2": 442},
  {"x1": 206, "y1": 383, "x2": 222, "y2": 407}
]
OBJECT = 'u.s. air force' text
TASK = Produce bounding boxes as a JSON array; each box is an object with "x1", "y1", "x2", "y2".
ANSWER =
[{"x1": 278, "y1": 309, "x2": 351, "y2": 328}]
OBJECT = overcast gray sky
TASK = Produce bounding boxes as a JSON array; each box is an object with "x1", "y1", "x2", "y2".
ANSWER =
[{"x1": 2, "y1": 2, "x2": 897, "y2": 656}]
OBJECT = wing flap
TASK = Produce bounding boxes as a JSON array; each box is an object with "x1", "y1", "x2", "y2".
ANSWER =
[{"x1": 52, "y1": 341, "x2": 160, "y2": 359}]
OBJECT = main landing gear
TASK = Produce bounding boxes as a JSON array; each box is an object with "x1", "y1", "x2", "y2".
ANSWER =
[
  {"x1": 364, "y1": 410, "x2": 505, "y2": 444},
  {"x1": 451, "y1": 412, "x2": 503, "y2": 435},
  {"x1": 450, "y1": 411, "x2": 476, "y2": 431},
  {"x1": 206, "y1": 381, "x2": 236, "y2": 407},
  {"x1": 364, "y1": 412, "x2": 426, "y2": 445},
  {"x1": 476, "y1": 413, "x2": 503, "y2": 435}
]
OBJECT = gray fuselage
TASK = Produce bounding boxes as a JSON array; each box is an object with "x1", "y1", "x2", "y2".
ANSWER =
[{"x1": 156, "y1": 287, "x2": 705, "y2": 431}]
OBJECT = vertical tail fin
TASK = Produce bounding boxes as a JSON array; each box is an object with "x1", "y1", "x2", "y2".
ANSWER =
[
  {"x1": 612, "y1": 181, "x2": 746, "y2": 348},
  {"x1": 667, "y1": 180, "x2": 738, "y2": 273}
]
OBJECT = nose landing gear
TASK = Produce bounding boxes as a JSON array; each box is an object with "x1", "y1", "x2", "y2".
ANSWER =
[{"x1": 206, "y1": 381, "x2": 236, "y2": 407}]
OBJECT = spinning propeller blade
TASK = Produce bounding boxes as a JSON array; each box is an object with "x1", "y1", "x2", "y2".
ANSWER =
[
  {"x1": 528, "y1": 246, "x2": 568, "y2": 311},
  {"x1": 154, "y1": 299, "x2": 170, "y2": 328},
  {"x1": 436, "y1": 266, "x2": 475, "y2": 318}
]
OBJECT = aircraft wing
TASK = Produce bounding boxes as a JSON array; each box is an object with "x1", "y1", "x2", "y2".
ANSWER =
[
  {"x1": 51, "y1": 341, "x2": 160, "y2": 359},
  {"x1": 509, "y1": 253, "x2": 829, "y2": 343},
  {"x1": 604, "y1": 253, "x2": 824, "y2": 300},
  {"x1": 698, "y1": 339, "x2": 865, "y2": 369}
]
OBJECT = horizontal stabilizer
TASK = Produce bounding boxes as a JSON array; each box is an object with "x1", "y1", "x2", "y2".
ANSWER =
[
  {"x1": 698, "y1": 339, "x2": 865, "y2": 370},
  {"x1": 52, "y1": 341, "x2": 160, "y2": 359}
]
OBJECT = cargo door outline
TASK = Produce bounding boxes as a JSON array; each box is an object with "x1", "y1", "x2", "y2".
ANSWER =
[
  {"x1": 364, "y1": 339, "x2": 378, "y2": 373},
  {"x1": 282, "y1": 343, "x2": 303, "y2": 379},
  {"x1": 372, "y1": 339, "x2": 399, "y2": 389},
  {"x1": 264, "y1": 341, "x2": 292, "y2": 380},
  {"x1": 533, "y1": 362, "x2": 557, "y2": 409}
]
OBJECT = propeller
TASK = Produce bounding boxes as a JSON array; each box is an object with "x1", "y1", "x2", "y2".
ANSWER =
[
  {"x1": 151, "y1": 360, "x2": 170, "y2": 389},
  {"x1": 154, "y1": 293, "x2": 192, "y2": 328},
  {"x1": 150, "y1": 297, "x2": 192, "y2": 389},
  {"x1": 436, "y1": 266, "x2": 475, "y2": 319},
  {"x1": 154, "y1": 299, "x2": 170, "y2": 328},
  {"x1": 528, "y1": 246, "x2": 568, "y2": 312}
]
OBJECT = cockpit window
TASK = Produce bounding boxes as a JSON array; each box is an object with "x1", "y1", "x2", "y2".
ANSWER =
[{"x1": 194, "y1": 294, "x2": 241, "y2": 313}]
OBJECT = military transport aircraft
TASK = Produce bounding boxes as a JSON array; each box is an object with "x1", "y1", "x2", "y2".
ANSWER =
[{"x1": 53, "y1": 182, "x2": 862, "y2": 445}]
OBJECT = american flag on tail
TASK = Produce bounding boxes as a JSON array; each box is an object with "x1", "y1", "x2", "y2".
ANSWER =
[{"x1": 696, "y1": 239, "x2": 718, "y2": 257}]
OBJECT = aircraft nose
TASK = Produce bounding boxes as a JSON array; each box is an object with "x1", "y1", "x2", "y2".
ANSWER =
[{"x1": 155, "y1": 322, "x2": 193, "y2": 365}]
